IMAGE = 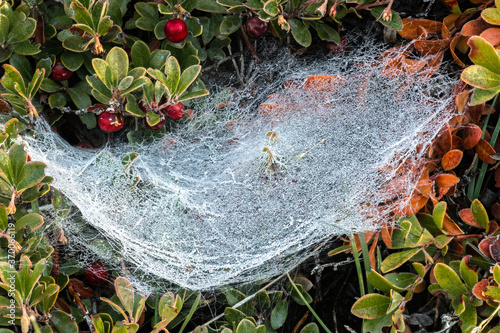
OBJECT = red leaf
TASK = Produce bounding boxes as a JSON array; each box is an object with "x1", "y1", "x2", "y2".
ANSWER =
[
  {"x1": 443, "y1": 214, "x2": 464, "y2": 235},
  {"x1": 476, "y1": 139, "x2": 497, "y2": 164},
  {"x1": 461, "y1": 18, "x2": 492, "y2": 36},
  {"x1": 461, "y1": 124, "x2": 482, "y2": 149},
  {"x1": 433, "y1": 123, "x2": 452, "y2": 156},
  {"x1": 451, "y1": 135, "x2": 463, "y2": 150},
  {"x1": 478, "y1": 236, "x2": 498, "y2": 260},
  {"x1": 473, "y1": 279, "x2": 492, "y2": 301},
  {"x1": 69, "y1": 279, "x2": 94, "y2": 299},
  {"x1": 441, "y1": 149, "x2": 463, "y2": 170},
  {"x1": 480, "y1": 28, "x2": 500, "y2": 46}
]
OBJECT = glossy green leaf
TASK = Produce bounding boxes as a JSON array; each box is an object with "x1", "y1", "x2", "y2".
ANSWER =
[
  {"x1": 15, "y1": 213, "x2": 44, "y2": 233},
  {"x1": 50, "y1": 310, "x2": 79, "y2": 333},
  {"x1": 467, "y1": 36, "x2": 500, "y2": 75},
  {"x1": 175, "y1": 65, "x2": 201, "y2": 97},
  {"x1": 224, "y1": 307, "x2": 247, "y2": 330},
  {"x1": 115, "y1": 277, "x2": 135, "y2": 317},
  {"x1": 270, "y1": 300, "x2": 287, "y2": 329},
  {"x1": 1, "y1": 64, "x2": 25, "y2": 96},
  {"x1": 118, "y1": 76, "x2": 134, "y2": 91},
  {"x1": 62, "y1": 35, "x2": 91, "y2": 52},
  {"x1": 434, "y1": 263, "x2": 467, "y2": 296},
  {"x1": 61, "y1": 51, "x2": 84, "y2": 72},
  {"x1": 433, "y1": 201, "x2": 447, "y2": 232},
  {"x1": 310, "y1": 21, "x2": 340, "y2": 43},
  {"x1": 299, "y1": 323, "x2": 319, "y2": 333},
  {"x1": 146, "y1": 111, "x2": 160, "y2": 126},
  {"x1": 219, "y1": 15, "x2": 242, "y2": 35},
  {"x1": 0, "y1": 205, "x2": 6, "y2": 230},
  {"x1": 494, "y1": 264, "x2": 500, "y2": 284},
  {"x1": 351, "y1": 294, "x2": 391, "y2": 319},
  {"x1": 263, "y1": 0, "x2": 278, "y2": 16},
  {"x1": 197, "y1": 0, "x2": 229, "y2": 13},
  {"x1": 131, "y1": 40, "x2": 150, "y2": 68},
  {"x1": 289, "y1": 18, "x2": 311, "y2": 47},
  {"x1": 106, "y1": 47, "x2": 129, "y2": 83},
  {"x1": 236, "y1": 319, "x2": 257, "y2": 333},
  {"x1": 460, "y1": 256, "x2": 478, "y2": 290},
  {"x1": 380, "y1": 248, "x2": 420, "y2": 273},
  {"x1": 471, "y1": 199, "x2": 489, "y2": 231},
  {"x1": 7, "y1": 17, "x2": 36, "y2": 43},
  {"x1": 16, "y1": 161, "x2": 46, "y2": 191},
  {"x1": 48, "y1": 92, "x2": 67, "y2": 109},
  {"x1": 67, "y1": 88, "x2": 92, "y2": 110},
  {"x1": 9, "y1": 143, "x2": 27, "y2": 181},
  {"x1": 371, "y1": 6, "x2": 402, "y2": 31},
  {"x1": 0, "y1": 14, "x2": 9, "y2": 45}
]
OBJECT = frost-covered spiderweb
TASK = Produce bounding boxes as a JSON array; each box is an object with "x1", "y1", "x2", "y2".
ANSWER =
[{"x1": 26, "y1": 37, "x2": 457, "y2": 291}]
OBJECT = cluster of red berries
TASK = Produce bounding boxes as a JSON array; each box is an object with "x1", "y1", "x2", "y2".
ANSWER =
[{"x1": 141, "y1": 102, "x2": 186, "y2": 131}]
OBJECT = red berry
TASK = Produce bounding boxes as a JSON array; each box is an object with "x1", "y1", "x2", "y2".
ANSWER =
[
  {"x1": 98, "y1": 111, "x2": 124, "y2": 132},
  {"x1": 51, "y1": 59, "x2": 73, "y2": 81},
  {"x1": 164, "y1": 18, "x2": 188, "y2": 43},
  {"x1": 245, "y1": 17, "x2": 269, "y2": 39},
  {"x1": 84, "y1": 262, "x2": 108, "y2": 285},
  {"x1": 164, "y1": 103, "x2": 185, "y2": 120},
  {"x1": 325, "y1": 37, "x2": 348, "y2": 55}
]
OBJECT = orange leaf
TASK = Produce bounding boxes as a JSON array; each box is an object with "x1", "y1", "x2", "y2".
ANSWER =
[
  {"x1": 368, "y1": 232, "x2": 379, "y2": 269},
  {"x1": 450, "y1": 34, "x2": 466, "y2": 67},
  {"x1": 415, "y1": 179, "x2": 432, "y2": 197},
  {"x1": 381, "y1": 221, "x2": 393, "y2": 248},
  {"x1": 442, "y1": 14, "x2": 460, "y2": 39},
  {"x1": 441, "y1": 149, "x2": 463, "y2": 170},
  {"x1": 398, "y1": 18, "x2": 443, "y2": 40},
  {"x1": 302, "y1": 75, "x2": 345, "y2": 93},
  {"x1": 442, "y1": 214, "x2": 464, "y2": 235},
  {"x1": 451, "y1": 135, "x2": 463, "y2": 150},
  {"x1": 461, "y1": 124, "x2": 482, "y2": 149},
  {"x1": 403, "y1": 58, "x2": 428, "y2": 73},
  {"x1": 420, "y1": 51, "x2": 444, "y2": 82},
  {"x1": 479, "y1": 27, "x2": 500, "y2": 47},
  {"x1": 394, "y1": 195, "x2": 428, "y2": 217},
  {"x1": 414, "y1": 39, "x2": 450, "y2": 55},
  {"x1": 473, "y1": 279, "x2": 492, "y2": 301},
  {"x1": 476, "y1": 138, "x2": 496, "y2": 164},
  {"x1": 459, "y1": 208, "x2": 482, "y2": 228},
  {"x1": 482, "y1": 104, "x2": 496, "y2": 115},
  {"x1": 433, "y1": 123, "x2": 452, "y2": 155},
  {"x1": 435, "y1": 173, "x2": 460, "y2": 188},
  {"x1": 455, "y1": 89, "x2": 471, "y2": 113}
]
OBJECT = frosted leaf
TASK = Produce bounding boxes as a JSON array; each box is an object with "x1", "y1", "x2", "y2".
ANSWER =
[{"x1": 25, "y1": 38, "x2": 456, "y2": 290}]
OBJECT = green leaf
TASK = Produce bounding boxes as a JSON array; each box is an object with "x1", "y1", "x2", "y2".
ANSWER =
[
  {"x1": 299, "y1": 323, "x2": 319, "y2": 333},
  {"x1": 9, "y1": 40, "x2": 40, "y2": 56},
  {"x1": 236, "y1": 319, "x2": 257, "y2": 333},
  {"x1": 270, "y1": 300, "x2": 287, "y2": 329},
  {"x1": 131, "y1": 40, "x2": 150, "y2": 68},
  {"x1": 15, "y1": 213, "x2": 44, "y2": 233},
  {"x1": 175, "y1": 65, "x2": 201, "y2": 97},
  {"x1": 62, "y1": 35, "x2": 92, "y2": 52},
  {"x1": 462, "y1": 65, "x2": 500, "y2": 89},
  {"x1": 288, "y1": 18, "x2": 311, "y2": 47},
  {"x1": 125, "y1": 95, "x2": 144, "y2": 117},
  {"x1": 467, "y1": 36, "x2": 500, "y2": 75},
  {"x1": 351, "y1": 294, "x2": 391, "y2": 319},
  {"x1": 371, "y1": 6, "x2": 402, "y2": 31},
  {"x1": 115, "y1": 277, "x2": 135, "y2": 317},
  {"x1": 471, "y1": 199, "x2": 489, "y2": 231},
  {"x1": 460, "y1": 256, "x2": 478, "y2": 290},
  {"x1": 482, "y1": 8, "x2": 500, "y2": 25},
  {"x1": 50, "y1": 310, "x2": 79, "y2": 333},
  {"x1": 118, "y1": 76, "x2": 134, "y2": 91},
  {"x1": 79, "y1": 113, "x2": 97, "y2": 129},
  {"x1": 16, "y1": 161, "x2": 46, "y2": 191},
  {"x1": 7, "y1": 17, "x2": 36, "y2": 43},
  {"x1": 219, "y1": 15, "x2": 242, "y2": 35},
  {"x1": 97, "y1": 16, "x2": 113, "y2": 36},
  {"x1": 149, "y1": 49, "x2": 171, "y2": 70},
  {"x1": 49, "y1": 92, "x2": 67, "y2": 109},
  {"x1": 367, "y1": 270, "x2": 409, "y2": 293},
  {"x1": 9, "y1": 143, "x2": 27, "y2": 181},
  {"x1": 263, "y1": 0, "x2": 278, "y2": 16},
  {"x1": 27, "y1": 68, "x2": 44, "y2": 98},
  {"x1": 310, "y1": 21, "x2": 340, "y2": 43},
  {"x1": 196, "y1": 0, "x2": 229, "y2": 13},
  {"x1": 0, "y1": 14, "x2": 9, "y2": 45},
  {"x1": 92, "y1": 58, "x2": 113, "y2": 89},
  {"x1": 434, "y1": 263, "x2": 468, "y2": 296},
  {"x1": 224, "y1": 307, "x2": 247, "y2": 330},
  {"x1": 433, "y1": 201, "x2": 447, "y2": 232},
  {"x1": 470, "y1": 87, "x2": 500, "y2": 105},
  {"x1": 165, "y1": 56, "x2": 181, "y2": 95},
  {"x1": 61, "y1": 51, "x2": 84, "y2": 72},
  {"x1": 380, "y1": 248, "x2": 420, "y2": 273},
  {"x1": 146, "y1": 111, "x2": 160, "y2": 126},
  {"x1": 1, "y1": 64, "x2": 25, "y2": 96},
  {"x1": 106, "y1": 47, "x2": 129, "y2": 83},
  {"x1": 0, "y1": 205, "x2": 7, "y2": 230},
  {"x1": 67, "y1": 88, "x2": 92, "y2": 109},
  {"x1": 177, "y1": 89, "x2": 209, "y2": 102}
]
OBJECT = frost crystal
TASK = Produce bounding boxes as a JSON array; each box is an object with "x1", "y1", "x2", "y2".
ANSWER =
[{"x1": 26, "y1": 39, "x2": 456, "y2": 290}]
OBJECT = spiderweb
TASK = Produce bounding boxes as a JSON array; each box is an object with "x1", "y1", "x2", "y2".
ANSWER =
[{"x1": 25, "y1": 37, "x2": 457, "y2": 291}]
